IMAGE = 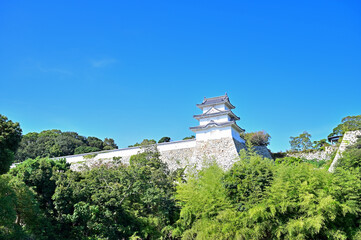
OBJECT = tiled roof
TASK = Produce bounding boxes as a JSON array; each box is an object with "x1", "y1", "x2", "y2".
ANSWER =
[
  {"x1": 193, "y1": 110, "x2": 240, "y2": 120},
  {"x1": 190, "y1": 120, "x2": 244, "y2": 133},
  {"x1": 196, "y1": 94, "x2": 235, "y2": 109}
]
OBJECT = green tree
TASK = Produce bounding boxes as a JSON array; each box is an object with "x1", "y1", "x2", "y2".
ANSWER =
[
  {"x1": 0, "y1": 114, "x2": 22, "y2": 174},
  {"x1": 10, "y1": 157, "x2": 70, "y2": 223},
  {"x1": 329, "y1": 115, "x2": 361, "y2": 138},
  {"x1": 158, "y1": 136, "x2": 171, "y2": 143},
  {"x1": 103, "y1": 137, "x2": 118, "y2": 150},
  {"x1": 15, "y1": 130, "x2": 118, "y2": 162},
  {"x1": 290, "y1": 131, "x2": 312, "y2": 151},
  {"x1": 86, "y1": 136, "x2": 104, "y2": 149},
  {"x1": 74, "y1": 146, "x2": 100, "y2": 154},
  {"x1": 52, "y1": 147, "x2": 177, "y2": 239},
  {"x1": 313, "y1": 138, "x2": 330, "y2": 150},
  {"x1": 0, "y1": 174, "x2": 54, "y2": 239}
]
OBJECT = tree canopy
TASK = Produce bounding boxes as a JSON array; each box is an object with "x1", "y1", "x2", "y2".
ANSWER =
[
  {"x1": 0, "y1": 114, "x2": 22, "y2": 174},
  {"x1": 15, "y1": 130, "x2": 118, "y2": 162},
  {"x1": 289, "y1": 131, "x2": 312, "y2": 151},
  {"x1": 158, "y1": 136, "x2": 171, "y2": 143},
  {"x1": 329, "y1": 115, "x2": 361, "y2": 138}
]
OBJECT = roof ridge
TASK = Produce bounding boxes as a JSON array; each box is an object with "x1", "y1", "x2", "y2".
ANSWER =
[{"x1": 203, "y1": 95, "x2": 228, "y2": 101}]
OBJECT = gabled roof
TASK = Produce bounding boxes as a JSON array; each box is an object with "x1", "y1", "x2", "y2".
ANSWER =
[
  {"x1": 196, "y1": 94, "x2": 235, "y2": 109},
  {"x1": 190, "y1": 120, "x2": 245, "y2": 133},
  {"x1": 193, "y1": 109, "x2": 240, "y2": 120}
]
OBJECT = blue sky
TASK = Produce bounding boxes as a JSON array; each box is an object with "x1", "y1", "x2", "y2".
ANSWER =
[{"x1": 0, "y1": 0, "x2": 360, "y2": 152}]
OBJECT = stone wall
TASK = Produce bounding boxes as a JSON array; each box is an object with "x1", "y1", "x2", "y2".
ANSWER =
[
  {"x1": 190, "y1": 138, "x2": 246, "y2": 170},
  {"x1": 287, "y1": 146, "x2": 337, "y2": 161},
  {"x1": 159, "y1": 146, "x2": 194, "y2": 171},
  {"x1": 67, "y1": 139, "x2": 196, "y2": 171},
  {"x1": 329, "y1": 130, "x2": 361, "y2": 172},
  {"x1": 254, "y1": 146, "x2": 273, "y2": 159},
  {"x1": 60, "y1": 136, "x2": 274, "y2": 171}
]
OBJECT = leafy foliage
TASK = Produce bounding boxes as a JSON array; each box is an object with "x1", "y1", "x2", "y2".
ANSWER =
[
  {"x1": 329, "y1": 115, "x2": 361, "y2": 138},
  {"x1": 240, "y1": 131, "x2": 271, "y2": 146},
  {"x1": 51, "y1": 147, "x2": 178, "y2": 239},
  {"x1": 290, "y1": 131, "x2": 313, "y2": 151},
  {"x1": 336, "y1": 137, "x2": 361, "y2": 170},
  {"x1": 0, "y1": 114, "x2": 22, "y2": 174},
  {"x1": 15, "y1": 130, "x2": 118, "y2": 162},
  {"x1": 238, "y1": 163, "x2": 361, "y2": 239},
  {"x1": 0, "y1": 174, "x2": 54, "y2": 239},
  {"x1": 9, "y1": 157, "x2": 70, "y2": 225},
  {"x1": 313, "y1": 138, "x2": 330, "y2": 150},
  {"x1": 74, "y1": 146, "x2": 100, "y2": 154},
  {"x1": 223, "y1": 149, "x2": 274, "y2": 210},
  {"x1": 173, "y1": 161, "x2": 233, "y2": 239},
  {"x1": 158, "y1": 136, "x2": 171, "y2": 143}
]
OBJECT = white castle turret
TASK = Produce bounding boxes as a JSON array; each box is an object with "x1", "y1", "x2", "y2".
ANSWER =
[{"x1": 190, "y1": 94, "x2": 245, "y2": 143}]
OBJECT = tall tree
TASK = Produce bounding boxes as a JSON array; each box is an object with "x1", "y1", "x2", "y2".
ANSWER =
[
  {"x1": 289, "y1": 131, "x2": 312, "y2": 151},
  {"x1": 0, "y1": 114, "x2": 22, "y2": 174},
  {"x1": 87, "y1": 136, "x2": 104, "y2": 149}
]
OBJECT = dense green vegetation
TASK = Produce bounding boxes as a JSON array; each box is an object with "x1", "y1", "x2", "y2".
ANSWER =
[
  {"x1": 2, "y1": 113, "x2": 361, "y2": 239},
  {"x1": 329, "y1": 115, "x2": 361, "y2": 138},
  {"x1": 15, "y1": 130, "x2": 118, "y2": 162},
  {"x1": 0, "y1": 114, "x2": 22, "y2": 173}
]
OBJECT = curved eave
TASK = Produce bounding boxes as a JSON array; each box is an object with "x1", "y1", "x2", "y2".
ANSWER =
[
  {"x1": 190, "y1": 121, "x2": 245, "y2": 133},
  {"x1": 196, "y1": 101, "x2": 235, "y2": 110},
  {"x1": 193, "y1": 110, "x2": 240, "y2": 120}
]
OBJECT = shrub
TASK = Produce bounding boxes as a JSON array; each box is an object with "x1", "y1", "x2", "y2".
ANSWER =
[
  {"x1": 158, "y1": 137, "x2": 171, "y2": 143},
  {"x1": 337, "y1": 137, "x2": 361, "y2": 170},
  {"x1": 241, "y1": 131, "x2": 271, "y2": 146}
]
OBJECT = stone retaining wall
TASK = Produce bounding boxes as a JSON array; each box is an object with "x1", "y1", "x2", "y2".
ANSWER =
[
  {"x1": 62, "y1": 137, "x2": 272, "y2": 171},
  {"x1": 287, "y1": 146, "x2": 337, "y2": 161},
  {"x1": 329, "y1": 130, "x2": 361, "y2": 172}
]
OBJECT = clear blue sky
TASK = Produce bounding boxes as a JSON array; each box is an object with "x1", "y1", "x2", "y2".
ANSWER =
[{"x1": 1, "y1": 0, "x2": 360, "y2": 152}]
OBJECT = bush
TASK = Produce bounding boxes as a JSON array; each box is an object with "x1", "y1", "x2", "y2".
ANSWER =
[
  {"x1": 158, "y1": 136, "x2": 171, "y2": 143},
  {"x1": 241, "y1": 131, "x2": 271, "y2": 146}
]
